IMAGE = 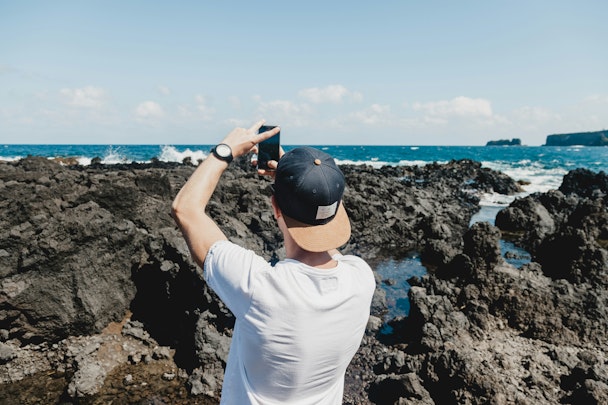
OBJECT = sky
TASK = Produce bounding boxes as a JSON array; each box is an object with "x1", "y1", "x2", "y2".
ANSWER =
[{"x1": 1, "y1": 1, "x2": 607, "y2": 146}]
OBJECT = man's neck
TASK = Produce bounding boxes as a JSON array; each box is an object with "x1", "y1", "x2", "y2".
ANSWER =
[
  {"x1": 284, "y1": 238, "x2": 337, "y2": 269},
  {"x1": 289, "y1": 249, "x2": 337, "y2": 269},
  {"x1": 278, "y1": 216, "x2": 339, "y2": 269}
]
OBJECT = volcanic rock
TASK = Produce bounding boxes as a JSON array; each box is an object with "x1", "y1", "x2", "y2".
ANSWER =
[{"x1": 10, "y1": 156, "x2": 606, "y2": 404}]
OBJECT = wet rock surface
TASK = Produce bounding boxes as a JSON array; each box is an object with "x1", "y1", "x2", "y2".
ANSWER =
[{"x1": 1, "y1": 156, "x2": 607, "y2": 403}]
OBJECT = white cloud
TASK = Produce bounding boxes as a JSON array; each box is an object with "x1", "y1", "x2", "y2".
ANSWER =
[
  {"x1": 194, "y1": 94, "x2": 215, "y2": 121},
  {"x1": 134, "y1": 101, "x2": 164, "y2": 119},
  {"x1": 582, "y1": 94, "x2": 608, "y2": 104},
  {"x1": 60, "y1": 86, "x2": 106, "y2": 108},
  {"x1": 228, "y1": 96, "x2": 241, "y2": 109},
  {"x1": 350, "y1": 104, "x2": 391, "y2": 125},
  {"x1": 158, "y1": 86, "x2": 171, "y2": 96},
  {"x1": 299, "y1": 85, "x2": 363, "y2": 104},
  {"x1": 258, "y1": 99, "x2": 304, "y2": 114},
  {"x1": 177, "y1": 105, "x2": 193, "y2": 118},
  {"x1": 176, "y1": 95, "x2": 216, "y2": 122},
  {"x1": 224, "y1": 117, "x2": 251, "y2": 128},
  {"x1": 412, "y1": 96, "x2": 493, "y2": 117},
  {"x1": 511, "y1": 106, "x2": 561, "y2": 125},
  {"x1": 255, "y1": 99, "x2": 313, "y2": 127},
  {"x1": 0, "y1": 64, "x2": 12, "y2": 75}
]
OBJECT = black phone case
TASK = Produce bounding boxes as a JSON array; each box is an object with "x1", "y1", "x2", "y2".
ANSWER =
[{"x1": 258, "y1": 126, "x2": 280, "y2": 170}]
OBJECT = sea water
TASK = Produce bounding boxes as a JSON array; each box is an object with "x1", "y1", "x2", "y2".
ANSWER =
[{"x1": 3, "y1": 144, "x2": 606, "y2": 192}]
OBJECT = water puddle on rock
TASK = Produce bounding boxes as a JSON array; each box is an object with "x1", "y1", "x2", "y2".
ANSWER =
[
  {"x1": 501, "y1": 240, "x2": 531, "y2": 268},
  {"x1": 375, "y1": 205, "x2": 532, "y2": 336},
  {"x1": 471, "y1": 205, "x2": 532, "y2": 269},
  {"x1": 375, "y1": 255, "x2": 427, "y2": 320}
]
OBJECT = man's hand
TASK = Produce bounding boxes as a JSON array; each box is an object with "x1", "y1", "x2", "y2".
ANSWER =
[
  {"x1": 252, "y1": 145, "x2": 285, "y2": 177},
  {"x1": 221, "y1": 120, "x2": 280, "y2": 160}
]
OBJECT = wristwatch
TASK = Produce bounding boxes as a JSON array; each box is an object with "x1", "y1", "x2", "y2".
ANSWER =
[{"x1": 211, "y1": 143, "x2": 233, "y2": 163}]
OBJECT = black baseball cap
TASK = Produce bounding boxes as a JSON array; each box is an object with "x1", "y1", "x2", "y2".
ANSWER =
[{"x1": 274, "y1": 147, "x2": 351, "y2": 252}]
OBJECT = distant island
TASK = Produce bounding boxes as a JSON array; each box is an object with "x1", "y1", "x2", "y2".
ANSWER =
[
  {"x1": 486, "y1": 138, "x2": 522, "y2": 146},
  {"x1": 545, "y1": 130, "x2": 608, "y2": 146}
]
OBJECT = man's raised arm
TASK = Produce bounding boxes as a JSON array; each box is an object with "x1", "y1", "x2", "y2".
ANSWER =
[{"x1": 172, "y1": 120, "x2": 280, "y2": 268}]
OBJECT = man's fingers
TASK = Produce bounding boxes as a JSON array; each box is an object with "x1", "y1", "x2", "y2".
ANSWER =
[
  {"x1": 248, "y1": 120, "x2": 266, "y2": 134},
  {"x1": 246, "y1": 120, "x2": 279, "y2": 143},
  {"x1": 258, "y1": 126, "x2": 280, "y2": 143},
  {"x1": 240, "y1": 120, "x2": 279, "y2": 155},
  {"x1": 256, "y1": 160, "x2": 279, "y2": 177}
]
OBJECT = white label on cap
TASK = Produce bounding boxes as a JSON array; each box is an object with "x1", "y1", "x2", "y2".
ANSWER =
[{"x1": 316, "y1": 201, "x2": 338, "y2": 220}]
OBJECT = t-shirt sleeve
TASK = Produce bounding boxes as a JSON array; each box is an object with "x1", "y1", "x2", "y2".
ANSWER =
[
  {"x1": 204, "y1": 240, "x2": 271, "y2": 318},
  {"x1": 337, "y1": 254, "x2": 377, "y2": 293}
]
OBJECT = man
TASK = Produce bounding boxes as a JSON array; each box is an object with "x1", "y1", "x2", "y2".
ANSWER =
[{"x1": 172, "y1": 120, "x2": 375, "y2": 404}]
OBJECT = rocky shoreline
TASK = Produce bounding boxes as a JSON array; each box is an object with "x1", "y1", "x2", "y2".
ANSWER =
[{"x1": 1, "y1": 156, "x2": 606, "y2": 404}]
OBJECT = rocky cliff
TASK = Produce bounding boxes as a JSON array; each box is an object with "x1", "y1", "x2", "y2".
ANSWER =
[
  {"x1": 1, "y1": 156, "x2": 607, "y2": 404},
  {"x1": 545, "y1": 130, "x2": 608, "y2": 146}
]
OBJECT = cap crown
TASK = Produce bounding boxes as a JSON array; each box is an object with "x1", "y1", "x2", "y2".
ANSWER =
[{"x1": 274, "y1": 147, "x2": 345, "y2": 225}]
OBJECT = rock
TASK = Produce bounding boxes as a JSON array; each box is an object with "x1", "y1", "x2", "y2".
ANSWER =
[
  {"x1": 559, "y1": 168, "x2": 608, "y2": 197},
  {"x1": 495, "y1": 195, "x2": 557, "y2": 252},
  {"x1": 123, "y1": 374, "x2": 133, "y2": 385},
  {"x1": 341, "y1": 159, "x2": 520, "y2": 258},
  {"x1": 463, "y1": 222, "x2": 503, "y2": 271},
  {"x1": 536, "y1": 228, "x2": 608, "y2": 284},
  {"x1": 496, "y1": 168, "x2": 608, "y2": 287},
  {"x1": 67, "y1": 361, "x2": 106, "y2": 398},
  {"x1": 122, "y1": 320, "x2": 155, "y2": 345},
  {"x1": 0, "y1": 343, "x2": 16, "y2": 364},
  {"x1": 162, "y1": 372, "x2": 176, "y2": 381},
  {"x1": 545, "y1": 130, "x2": 608, "y2": 146},
  {"x1": 153, "y1": 346, "x2": 173, "y2": 360},
  {"x1": 3, "y1": 156, "x2": 607, "y2": 404},
  {"x1": 369, "y1": 168, "x2": 608, "y2": 404},
  {"x1": 486, "y1": 138, "x2": 522, "y2": 146},
  {"x1": 366, "y1": 316, "x2": 383, "y2": 335},
  {"x1": 369, "y1": 373, "x2": 434, "y2": 404}
]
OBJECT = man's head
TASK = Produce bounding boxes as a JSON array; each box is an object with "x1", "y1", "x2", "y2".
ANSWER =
[{"x1": 273, "y1": 147, "x2": 351, "y2": 252}]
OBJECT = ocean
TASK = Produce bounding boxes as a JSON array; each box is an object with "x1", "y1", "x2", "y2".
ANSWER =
[
  {"x1": 4, "y1": 144, "x2": 607, "y2": 195},
  {"x1": 4, "y1": 143, "x2": 607, "y2": 321}
]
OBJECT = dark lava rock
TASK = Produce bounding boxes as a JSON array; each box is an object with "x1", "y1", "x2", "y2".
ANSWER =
[
  {"x1": 8, "y1": 155, "x2": 587, "y2": 404},
  {"x1": 496, "y1": 168, "x2": 608, "y2": 286}
]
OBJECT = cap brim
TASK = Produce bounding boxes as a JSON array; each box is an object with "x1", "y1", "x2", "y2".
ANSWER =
[{"x1": 283, "y1": 202, "x2": 351, "y2": 252}]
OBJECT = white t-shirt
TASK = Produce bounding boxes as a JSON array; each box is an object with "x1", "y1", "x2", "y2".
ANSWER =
[{"x1": 204, "y1": 240, "x2": 375, "y2": 405}]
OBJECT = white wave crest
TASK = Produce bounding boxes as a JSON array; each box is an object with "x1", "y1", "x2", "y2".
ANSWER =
[
  {"x1": 159, "y1": 145, "x2": 208, "y2": 165},
  {"x1": 482, "y1": 160, "x2": 567, "y2": 194},
  {"x1": 334, "y1": 158, "x2": 393, "y2": 168},
  {"x1": 101, "y1": 146, "x2": 130, "y2": 164},
  {"x1": 478, "y1": 192, "x2": 519, "y2": 207},
  {"x1": 0, "y1": 156, "x2": 23, "y2": 162}
]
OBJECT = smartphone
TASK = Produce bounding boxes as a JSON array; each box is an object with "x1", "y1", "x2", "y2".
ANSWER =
[{"x1": 257, "y1": 125, "x2": 280, "y2": 170}]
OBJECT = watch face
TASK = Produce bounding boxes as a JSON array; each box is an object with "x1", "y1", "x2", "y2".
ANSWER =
[{"x1": 215, "y1": 144, "x2": 231, "y2": 158}]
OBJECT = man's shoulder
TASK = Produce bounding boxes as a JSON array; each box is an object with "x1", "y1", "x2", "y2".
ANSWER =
[
  {"x1": 341, "y1": 255, "x2": 376, "y2": 288},
  {"x1": 337, "y1": 254, "x2": 371, "y2": 269},
  {"x1": 206, "y1": 240, "x2": 272, "y2": 274},
  {"x1": 208, "y1": 240, "x2": 264, "y2": 259}
]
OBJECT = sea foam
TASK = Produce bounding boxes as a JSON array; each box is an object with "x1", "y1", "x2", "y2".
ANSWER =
[{"x1": 159, "y1": 146, "x2": 208, "y2": 165}]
